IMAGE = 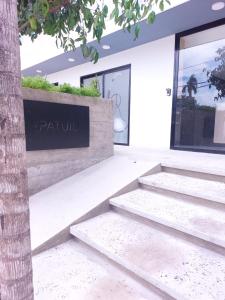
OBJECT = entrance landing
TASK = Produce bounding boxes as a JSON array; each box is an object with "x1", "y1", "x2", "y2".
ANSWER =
[{"x1": 115, "y1": 146, "x2": 225, "y2": 177}]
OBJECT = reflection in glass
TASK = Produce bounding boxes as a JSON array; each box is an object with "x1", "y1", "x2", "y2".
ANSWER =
[
  {"x1": 82, "y1": 75, "x2": 103, "y2": 96},
  {"x1": 174, "y1": 24, "x2": 225, "y2": 152},
  {"x1": 104, "y1": 69, "x2": 130, "y2": 144}
]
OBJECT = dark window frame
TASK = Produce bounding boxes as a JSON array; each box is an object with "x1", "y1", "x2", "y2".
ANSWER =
[
  {"x1": 170, "y1": 18, "x2": 225, "y2": 155},
  {"x1": 80, "y1": 64, "x2": 131, "y2": 146}
]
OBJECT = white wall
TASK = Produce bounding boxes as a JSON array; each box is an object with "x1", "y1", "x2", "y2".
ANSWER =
[{"x1": 47, "y1": 35, "x2": 175, "y2": 149}]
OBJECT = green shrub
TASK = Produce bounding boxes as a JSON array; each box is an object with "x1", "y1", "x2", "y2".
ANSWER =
[
  {"x1": 58, "y1": 83, "x2": 81, "y2": 95},
  {"x1": 80, "y1": 86, "x2": 101, "y2": 97},
  {"x1": 22, "y1": 76, "x2": 55, "y2": 91},
  {"x1": 58, "y1": 83, "x2": 100, "y2": 97},
  {"x1": 22, "y1": 76, "x2": 100, "y2": 97}
]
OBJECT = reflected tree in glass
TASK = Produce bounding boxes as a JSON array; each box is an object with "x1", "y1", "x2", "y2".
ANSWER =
[
  {"x1": 205, "y1": 46, "x2": 225, "y2": 101},
  {"x1": 182, "y1": 74, "x2": 198, "y2": 99}
]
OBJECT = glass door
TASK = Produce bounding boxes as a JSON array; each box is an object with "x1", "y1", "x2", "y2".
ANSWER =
[
  {"x1": 172, "y1": 22, "x2": 225, "y2": 153},
  {"x1": 104, "y1": 68, "x2": 130, "y2": 144},
  {"x1": 81, "y1": 65, "x2": 131, "y2": 145}
]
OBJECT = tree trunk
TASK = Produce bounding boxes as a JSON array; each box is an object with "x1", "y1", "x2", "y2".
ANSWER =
[{"x1": 0, "y1": 1, "x2": 34, "y2": 299}]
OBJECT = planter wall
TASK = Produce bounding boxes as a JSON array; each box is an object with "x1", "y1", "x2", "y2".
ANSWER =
[{"x1": 22, "y1": 88, "x2": 113, "y2": 195}]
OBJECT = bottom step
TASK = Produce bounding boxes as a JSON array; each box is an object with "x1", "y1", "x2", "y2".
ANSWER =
[
  {"x1": 71, "y1": 212, "x2": 225, "y2": 300},
  {"x1": 33, "y1": 239, "x2": 163, "y2": 300}
]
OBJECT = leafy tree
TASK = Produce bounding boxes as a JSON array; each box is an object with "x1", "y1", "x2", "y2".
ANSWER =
[
  {"x1": 0, "y1": 0, "x2": 170, "y2": 299},
  {"x1": 18, "y1": 0, "x2": 170, "y2": 62}
]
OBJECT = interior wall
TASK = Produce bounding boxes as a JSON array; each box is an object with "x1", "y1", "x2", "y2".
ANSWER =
[{"x1": 47, "y1": 35, "x2": 175, "y2": 149}]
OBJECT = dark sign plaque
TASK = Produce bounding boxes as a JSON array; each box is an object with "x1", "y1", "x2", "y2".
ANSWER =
[{"x1": 24, "y1": 100, "x2": 89, "y2": 151}]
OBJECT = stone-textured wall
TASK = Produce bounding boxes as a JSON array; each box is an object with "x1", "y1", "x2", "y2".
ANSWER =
[{"x1": 22, "y1": 88, "x2": 113, "y2": 195}]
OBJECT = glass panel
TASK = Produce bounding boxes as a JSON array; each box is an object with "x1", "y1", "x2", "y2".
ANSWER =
[
  {"x1": 82, "y1": 75, "x2": 103, "y2": 96},
  {"x1": 174, "y1": 24, "x2": 225, "y2": 152},
  {"x1": 104, "y1": 69, "x2": 130, "y2": 144}
]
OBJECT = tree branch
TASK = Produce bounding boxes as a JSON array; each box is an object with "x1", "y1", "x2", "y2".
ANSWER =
[
  {"x1": 19, "y1": 21, "x2": 29, "y2": 33},
  {"x1": 18, "y1": 0, "x2": 71, "y2": 33},
  {"x1": 48, "y1": 0, "x2": 70, "y2": 13}
]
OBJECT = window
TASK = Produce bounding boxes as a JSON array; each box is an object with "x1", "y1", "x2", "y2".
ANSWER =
[
  {"x1": 81, "y1": 65, "x2": 131, "y2": 145},
  {"x1": 171, "y1": 20, "x2": 225, "y2": 154}
]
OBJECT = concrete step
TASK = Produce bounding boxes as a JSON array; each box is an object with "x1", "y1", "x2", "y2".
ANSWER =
[
  {"x1": 70, "y1": 212, "x2": 225, "y2": 300},
  {"x1": 110, "y1": 189, "x2": 225, "y2": 249},
  {"x1": 161, "y1": 162, "x2": 225, "y2": 183},
  {"x1": 139, "y1": 172, "x2": 225, "y2": 206},
  {"x1": 33, "y1": 239, "x2": 164, "y2": 300},
  {"x1": 29, "y1": 154, "x2": 158, "y2": 254}
]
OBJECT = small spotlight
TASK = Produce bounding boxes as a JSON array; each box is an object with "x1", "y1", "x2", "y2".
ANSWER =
[
  {"x1": 68, "y1": 58, "x2": 75, "y2": 62},
  {"x1": 211, "y1": 1, "x2": 225, "y2": 11},
  {"x1": 102, "y1": 44, "x2": 111, "y2": 50}
]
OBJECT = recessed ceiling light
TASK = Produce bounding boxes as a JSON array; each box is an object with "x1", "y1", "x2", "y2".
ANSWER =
[
  {"x1": 211, "y1": 1, "x2": 225, "y2": 10},
  {"x1": 102, "y1": 44, "x2": 111, "y2": 50},
  {"x1": 68, "y1": 58, "x2": 75, "y2": 62},
  {"x1": 36, "y1": 69, "x2": 42, "y2": 73}
]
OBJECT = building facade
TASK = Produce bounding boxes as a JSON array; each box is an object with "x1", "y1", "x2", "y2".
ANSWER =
[{"x1": 22, "y1": 1, "x2": 225, "y2": 154}]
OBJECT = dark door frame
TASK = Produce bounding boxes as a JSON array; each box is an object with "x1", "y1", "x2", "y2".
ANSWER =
[
  {"x1": 80, "y1": 64, "x2": 131, "y2": 146},
  {"x1": 170, "y1": 18, "x2": 225, "y2": 155}
]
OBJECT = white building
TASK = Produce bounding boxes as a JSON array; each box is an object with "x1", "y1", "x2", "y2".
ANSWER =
[{"x1": 22, "y1": 0, "x2": 225, "y2": 154}]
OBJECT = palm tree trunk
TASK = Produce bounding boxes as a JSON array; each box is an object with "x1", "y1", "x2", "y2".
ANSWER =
[{"x1": 0, "y1": 0, "x2": 34, "y2": 299}]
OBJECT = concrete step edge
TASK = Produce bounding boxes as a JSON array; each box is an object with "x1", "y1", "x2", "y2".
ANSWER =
[
  {"x1": 138, "y1": 177, "x2": 225, "y2": 206},
  {"x1": 70, "y1": 225, "x2": 186, "y2": 300},
  {"x1": 161, "y1": 162, "x2": 225, "y2": 178},
  {"x1": 161, "y1": 164, "x2": 225, "y2": 184},
  {"x1": 109, "y1": 197, "x2": 225, "y2": 250}
]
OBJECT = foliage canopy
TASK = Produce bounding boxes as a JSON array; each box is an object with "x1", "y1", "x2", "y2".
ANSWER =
[{"x1": 18, "y1": 0, "x2": 170, "y2": 62}]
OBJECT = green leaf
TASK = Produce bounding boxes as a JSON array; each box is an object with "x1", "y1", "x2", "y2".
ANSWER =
[
  {"x1": 159, "y1": 0, "x2": 164, "y2": 11},
  {"x1": 147, "y1": 11, "x2": 156, "y2": 24},
  {"x1": 142, "y1": 6, "x2": 149, "y2": 19},
  {"x1": 29, "y1": 16, "x2": 37, "y2": 30},
  {"x1": 81, "y1": 44, "x2": 91, "y2": 58},
  {"x1": 93, "y1": 51, "x2": 99, "y2": 64},
  {"x1": 40, "y1": 0, "x2": 49, "y2": 17},
  {"x1": 134, "y1": 23, "x2": 140, "y2": 39},
  {"x1": 110, "y1": 6, "x2": 119, "y2": 19},
  {"x1": 75, "y1": 37, "x2": 84, "y2": 42},
  {"x1": 103, "y1": 5, "x2": 108, "y2": 17},
  {"x1": 125, "y1": 9, "x2": 133, "y2": 20}
]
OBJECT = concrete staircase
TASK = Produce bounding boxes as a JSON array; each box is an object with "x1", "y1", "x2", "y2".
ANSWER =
[{"x1": 70, "y1": 163, "x2": 225, "y2": 300}]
